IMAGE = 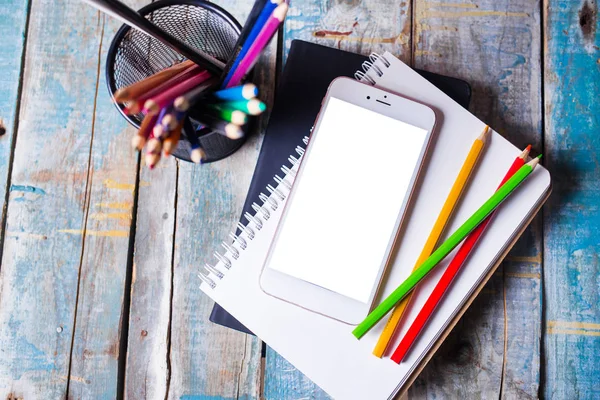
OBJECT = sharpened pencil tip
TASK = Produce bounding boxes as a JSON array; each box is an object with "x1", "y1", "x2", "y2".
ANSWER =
[
  {"x1": 537, "y1": 154, "x2": 542, "y2": 159},
  {"x1": 519, "y1": 144, "x2": 532, "y2": 159},
  {"x1": 478, "y1": 125, "x2": 491, "y2": 143}
]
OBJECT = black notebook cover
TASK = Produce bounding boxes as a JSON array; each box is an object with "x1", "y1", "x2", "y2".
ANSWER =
[{"x1": 209, "y1": 40, "x2": 472, "y2": 335}]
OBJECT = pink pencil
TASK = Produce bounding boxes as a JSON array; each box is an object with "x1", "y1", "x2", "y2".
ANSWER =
[
  {"x1": 226, "y1": 3, "x2": 288, "y2": 88},
  {"x1": 124, "y1": 64, "x2": 202, "y2": 115},
  {"x1": 143, "y1": 70, "x2": 213, "y2": 115}
]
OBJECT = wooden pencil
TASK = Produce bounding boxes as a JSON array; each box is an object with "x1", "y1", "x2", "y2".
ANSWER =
[
  {"x1": 390, "y1": 145, "x2": 531, "y2": 363},
  {"x1": 207, "y1": 99, "x2": 266, "y2": 115},
  {"x1": 195, "y1": 113, "x2": 244, "y2": 140},
  {"x1": 226, "y1": 3, "x2": 288, "y2": 88},
  {"x1": 212, "y1": 83, "x2": 258, "y2": 101},
  {"x1": 195, "y1": 106, "x2": 247, "y2": 125},
  {"x1": 353, "y1": 156, "x2": 542, "y2": 339},
  {"x1": 131, "y1": 113, "x2": 158, "y2": 150},
  {"x1": 124, "y1": 63, "x2": 203, "y2": 114},
  {"x1": 114, "y1": 60, "x2": 194, "y2": 103},
  {"x1": 144, "y1": 70, "x2": 212, "y2": 115},
  {"x1": 163, "y1": 122, "x2": 182, "y2": 156},
  {"x1": 184, "y1": 121, "x2": 206, "y2": 164},
  {"x1": 372, "y1": 125, "x2": 491, "y2": 357},
  {"x1": 173, "y1": 78, "x2": 218, "y2": 112},
  {"x1": 145, "y1": 134, "x2": 162, "y2": 169},
  {"x1": 219, "y1": 0, "x2": 268, "y2": 85}
]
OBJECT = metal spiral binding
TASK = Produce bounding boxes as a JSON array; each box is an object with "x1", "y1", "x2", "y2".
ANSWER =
[
  {"x1": 199, "y1": 136, "x2": 311, "y2": 288},
  {"x1": 274, "y1": 175, "x2": 292, "y2": 190},
  {"x1": 252, "y1": 202, "x2": 270, "y2": 220},
  {"x1": 369, "y1": 53, "x2": 390, "y2": 67},
  {"x1": 354, "y1": 53, "x2": 390, "y2": 85},
  {"x1": 354, "y1": 70, "x2": 375, "y2": 84}
]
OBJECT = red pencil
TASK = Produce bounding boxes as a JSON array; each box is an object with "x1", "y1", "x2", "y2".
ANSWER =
[{"x1": 390, "y1": 145, "x2": 532, "y2": 364}]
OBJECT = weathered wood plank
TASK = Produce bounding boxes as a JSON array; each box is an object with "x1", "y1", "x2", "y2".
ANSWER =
[
  {"x1": 125, "y1": 156, "x2": 177, "y2": 400},
  {"x1": 67, "y1": 0, "x2": 148, "y2": 396},
  {"x1": 0, "y1": 0, "x2": 120, "y2": 397},
  {"x1": 167, "y1": 0, "x2": 276, "y2": 394},
  {"x1": 125, "y1": 1, "x2": 268, "y2": 398},
  {"x1": 410, "y1": 0, "x2": 543, "y2": 398},
  {"x1": 283, "y1": 0, "x2": 412, "y2": 62},
  {"x1": 263, "y1": 1, "x2": 412, "y2": 398},
  {"x1": 543, "y1": 0, "x2": 600, "y2": 397},
  {"x1": 0, "y1": 0, "x2": 30, "y2": 250}
]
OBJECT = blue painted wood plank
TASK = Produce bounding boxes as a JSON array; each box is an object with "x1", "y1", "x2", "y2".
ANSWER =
[
  {"x1": 283, "y1": 0, "x2": 411, "y2": 63},
  {"x1": 0, "y1": 0, "x2": 109, "y2": 397},
  {"x1": 66, "y1": 1, "x2": 145, "y2": 397},
  {"x1": 0, "y1": 0, "x2": 141, "y2": 397},
  {"x1": 0, "y1": 0, "x2": 30, "y2": 243},
  {"x1": 409, "y1": 0, "x2": 543, "y2": 397},
  {"x1": 543, "y1": 0, "x2": 600, "y2": 397}
]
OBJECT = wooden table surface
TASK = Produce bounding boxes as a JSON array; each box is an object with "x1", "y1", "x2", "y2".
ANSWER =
[{"x1": 0, "y1": 0, "x2": 598, "y2": 398}]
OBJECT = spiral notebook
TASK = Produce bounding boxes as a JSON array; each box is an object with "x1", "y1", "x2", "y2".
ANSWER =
[
  {"x1": 199, "y1": 52, "x2": 551, "y2": 399},
  {"x1": 210, "y1": 40, "x2": 472, "y2": 334}
]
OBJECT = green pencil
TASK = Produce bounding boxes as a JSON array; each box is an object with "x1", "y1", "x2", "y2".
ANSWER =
[{"x1": 352, "y1": 156, "x2": 541, "y2": 339}]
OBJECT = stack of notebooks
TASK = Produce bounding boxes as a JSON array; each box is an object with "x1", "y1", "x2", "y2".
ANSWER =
[{"x1": 200, "y1": 40, "x2": 551, "y2": 399}]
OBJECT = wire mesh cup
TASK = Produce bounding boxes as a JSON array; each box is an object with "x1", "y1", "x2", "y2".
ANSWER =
[{"x1": 106, "y1": 0, "x2": 245, "y2": 163}]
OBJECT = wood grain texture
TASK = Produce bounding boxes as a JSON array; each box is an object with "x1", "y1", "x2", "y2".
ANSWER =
[
  {"x1": 125, "y1": 1, "x2": 271, "y2": 398},
  {"x1": 263, "y1": 1, "x2": 412, "y2": 398},
  {"x1": 167, "y1": 0, "x2": 276, "y2": 395},
  {"x1": 0, "y1": 0, "x2": 30, "y2": 251},
  {"x1": 263, "y1": 348, "x2": 330, "y2": 400},
  {"x1": 543, "y1": 0, "x2": 600, "y2": 397},
  {"x1": 409, "y1": 0, "x2": 543, "y2": 397},
  {"x1": 0, "y1": 0, "x2": 125, "y2": 397},
  {"x1": 125, "y1": 156, "x2": 177, "y2": 400},
  {"x1": 66, "y1": 0, "x2": 147, "y2": 397},
  {"x1": 283, "y1": 0, "x2": 412, "y2": 62}
]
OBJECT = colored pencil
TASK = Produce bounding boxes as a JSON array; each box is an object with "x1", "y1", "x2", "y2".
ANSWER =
[
  {"x1": 144, "y1": 70, "x2": 212, "y2": 115},
  {"x1": 226, "y1": 3, "x2": 288, "y2": 88},
  {"x1": 212, "y1": 83, "x2": 258, "y2": 101},
  {"x1": 352, "y1": 156, "x2": 542, "y2": 339},
  {"x1": 195, "y1": 113, "x2": 244, "y2": 140},
  {"x1": 173, "y1": 78, "x2": 218, "y2": 112},
  {"x1": 114, "y1": 60, "x2": 194, "y2": 103},
  {"x1": 152, "y1": 107, "x2": 170, "y2": 139},
  {"x1": 145, "y1": 132, "x2": 162, "y2": 169},
  {"x1": 209, "y1": 99, "x2": 266, "y2": 115},
  {"x1": 195, "y1": 106, "x2": 248, "y2": 125},
  {"x1": 124, "y1": 64, "x2": 203, "y2": 114},
  {"x1": 372, "y1": 126, "x2": 491, "y2": 357},
  {"x1": 219, "y1": 0, "x2": 268, "y2": 85},
  {"x1": 163, "y1": 122, "x2": 182, "y2": 156},
  {"x1": 222, "y1": 0, "x2": 282, "y2": 87},
  {"x1": 184, "y1": 120, "x2": 206, "y2": 164},
  {"x1": 131, "y1": 113, "x2": 158, "y2": 150},
  {"x1": 390, "y1": 145, "x2": 532, "y2": 363}
]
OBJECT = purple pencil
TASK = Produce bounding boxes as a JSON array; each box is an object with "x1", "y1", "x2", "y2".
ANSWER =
[{"x1": 226, "y1": 3, "x2": 288, "y2": 88}]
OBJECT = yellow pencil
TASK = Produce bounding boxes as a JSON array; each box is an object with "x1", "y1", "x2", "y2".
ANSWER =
[{"x1": 372, "y1": 125, "x2": 491, "y2": 357}]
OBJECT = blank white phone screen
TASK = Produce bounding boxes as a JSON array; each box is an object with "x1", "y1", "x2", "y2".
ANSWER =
[{"x1": 267, "y1": 97, "x2": 428, "y2": 303}]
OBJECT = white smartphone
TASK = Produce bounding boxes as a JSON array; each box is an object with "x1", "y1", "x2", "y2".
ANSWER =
[{"x1": 259, "y1": 77, "x2": 436, "y2": 325}]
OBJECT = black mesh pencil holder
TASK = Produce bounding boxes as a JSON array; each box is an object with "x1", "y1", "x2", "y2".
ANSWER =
[{"x1": 106, "y1": 0, "x2": 246, "y2": 163}]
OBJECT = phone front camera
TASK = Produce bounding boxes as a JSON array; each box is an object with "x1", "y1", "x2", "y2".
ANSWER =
[{"x1": 367, "y1": 96, "x2": 370, "y2": 100}]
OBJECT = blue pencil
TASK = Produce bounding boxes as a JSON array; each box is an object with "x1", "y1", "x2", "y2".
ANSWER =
[
  {"x1": 221, "y1": 0, "x2": 282, "y2": 87},
  {"x1": 212, "y1": 84, "x2": 258, "y2": 101}
]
